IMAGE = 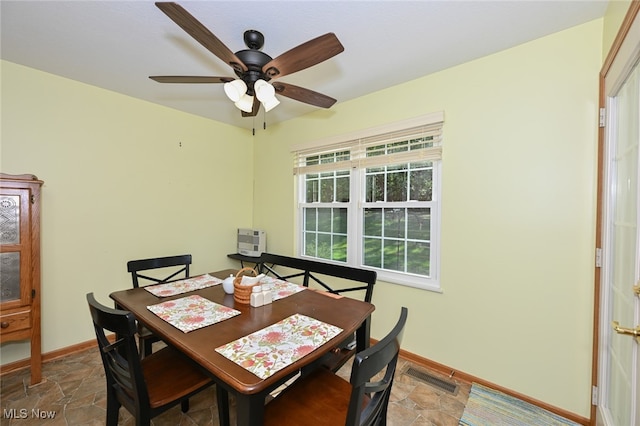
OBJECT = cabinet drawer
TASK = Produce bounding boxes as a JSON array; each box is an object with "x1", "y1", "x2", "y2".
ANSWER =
[{"x1": 0, "y1": 309, "x2": 31, "y2": 335}]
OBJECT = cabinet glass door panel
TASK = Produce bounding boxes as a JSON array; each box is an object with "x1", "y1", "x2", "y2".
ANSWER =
[
  {"x1": 0, "y1": 195, "x2": 20, "y2": 245},
  {"x1": 0, "y1": 188, "x2": 31, "y2": 308},
  {"x1": 0, "y1": 252, "x2": 21, "y2": 303}
]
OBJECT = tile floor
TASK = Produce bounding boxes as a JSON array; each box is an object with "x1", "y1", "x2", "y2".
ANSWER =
[{"x1": 0, "y1": 347, "x2": 470, "y2": 426}]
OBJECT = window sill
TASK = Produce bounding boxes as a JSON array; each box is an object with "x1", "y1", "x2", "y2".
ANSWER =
[{"x1": 373, "y1": 269, "x2": 442, "y2": 293}]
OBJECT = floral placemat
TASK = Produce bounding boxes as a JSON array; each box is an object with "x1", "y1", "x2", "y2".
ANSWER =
[
  {"x1": 147, "y1": 295, "x2": 240, "y2": 333},
  {"x1": 259, "y1": 276, "x2": 306, "y2": 301},
  {"x1": 144, "y1": 274, "x2": 222, "y2": 297},
  {"x1": 215, "y1": 313, "x2": 343, "y2": 379}
]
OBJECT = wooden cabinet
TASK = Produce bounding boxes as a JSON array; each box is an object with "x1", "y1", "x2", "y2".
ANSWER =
[{"x1": 0, "y1": 173, "x2": 43, "y2": 385}]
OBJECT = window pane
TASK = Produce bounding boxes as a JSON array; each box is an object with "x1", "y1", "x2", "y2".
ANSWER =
[
  {"x1": 304, "y1": 150, "x2": 351, "y2": 168},
  {"x1": 367, "y1": 144, "x2": 386, "y2": 158},
  {"x1": 304, "y1": 207, "x2": 348, "y2": 262},
  {"x1": 363, "y1": 237, "x2": 382, "y2": 268},
  {"x1": 333, "y1": 208, "x2": 348, "y2": 234},
  {"x1": 364, "y1": 208, "x2": 382, "y2": 236},
  {"x1": 305, "y1": 179, "x2": 318, "y2": 202},
  {"x1": 410, "y1": 161, "x2": 430, "y2": 168},
  {"x1": 387, "y1": 163, "x2": 407, "y2": 172},
  {"x1": 336, "y1": 176, "x2": 349, "y2": 202},
  {"x1": 407, "y1": 241, "x2": 430, "y2": 275},
  {"x1": 384, "y1": 208, "x2": 405, "y2": 239},
  {"x1": 333, "y1": 235, "x2": 347, "y2": 261},
  {"x1": 317, "y1": 208, "x2": 332, "y2": 232},
  {"x1": 317, "y1": 234, "x2": 332, "y2": 260},
  {"x1": 409, "y1": 167, "x2": 432, "y2": 201},
  {"x1": 363, "y1": 207, "x2": 431, "y2": 276},
  {"x1": 336, "y1": 151, "x2": 350, "y2": 162},
  {"x1": 386, "y1": 170, "x2": 407, "y2": 201},
  {"x1": 366, "y1": 173, "x2": 385, "y2": 202},
  {"x1": 304, "y1": 208, "x2": 317, "y2": 231},
  {"x1": 304, "y1": 232, "x2": 316, "y2": 257},
  {"x1": 407, "y1": 208, "x2": 430, "y2": 240},
  {"x1": 320, "y1": 177, "x2": 334, "y2": 202},
  {"x1": 389, "y1": 141, "x2": 409, "y2": 154},
  {"x1": 320, "y1": 153, "x2": 335, "y2": 164},
  {"x1": 383, "y1": 239, "x2": 405, "y2": 272}
]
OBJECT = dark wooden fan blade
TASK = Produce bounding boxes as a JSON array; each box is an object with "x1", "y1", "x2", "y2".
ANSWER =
[
  {"x1": 262, "y1": 33, "x2": 344, "y2": 79},
  {"x1": 272, "y1": 82, "x2": 337, "y2": 108},
  {"x1": 241, "y1": 96, "x2": 261, "y2": 117},
  {"x1": 155, "y1": 2, "x2": 247, "y2": 73},
  {"x1": 149, "y1": 76, "x2": 233, "y2": 83}
]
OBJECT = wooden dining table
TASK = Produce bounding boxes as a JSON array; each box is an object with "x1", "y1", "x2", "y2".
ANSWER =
[{"x1": 109, "y1": 269, "x2": 375, "y2": 426}]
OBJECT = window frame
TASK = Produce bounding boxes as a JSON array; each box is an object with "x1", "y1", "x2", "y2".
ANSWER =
[{"x1": 293, "y1": 112, "x2": 443, "y2": 292}]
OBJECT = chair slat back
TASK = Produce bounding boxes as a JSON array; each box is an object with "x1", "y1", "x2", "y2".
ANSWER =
[
  {"x1": 259, "y1": 253, "x2": 376, "y2": 302},
  {"x1": 347, "y1": 307, "x2": 408, "y2": 426},
  {"x1": 127, "y1": 254, "x2": 192, "y2": 288},
  {"x1": 86, "y1": 293, "x2": 150, "y2": 414}
]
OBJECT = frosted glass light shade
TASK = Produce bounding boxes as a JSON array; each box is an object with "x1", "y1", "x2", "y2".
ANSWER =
[
  {"x1": 254, "y1": 79, "x2": 275, "y2": 102},
  {"x1": 224, "y1": 79, "x2": 247, "y2": 102},
  {"x1": 262, "y1": 96, "x2": 280, "y2": 112},
  {"x1": 235, "y1": 94, "x2": 254, "y2": 113}
]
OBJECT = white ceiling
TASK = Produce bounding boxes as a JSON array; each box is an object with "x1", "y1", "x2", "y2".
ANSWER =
[{"x1": 1, "y1": 1, "x2": 608, "y2": 130}]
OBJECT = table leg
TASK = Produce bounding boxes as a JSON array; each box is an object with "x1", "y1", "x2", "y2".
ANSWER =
[
  {"x1": 235, "y1": 393, "x2": 265, "y2": 426},
  {"x1": 216, "y1": 386, "x2": 230, "y2": 426},
  {"x1": 356, "y1": 315, "x2": 371, "y2": 352}
]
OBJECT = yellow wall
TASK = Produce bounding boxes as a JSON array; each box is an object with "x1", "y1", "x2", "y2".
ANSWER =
[
  {"x1": 253, "y1": 19, "x2": 602, "y2": 417},
  {"x1": 1, "y1": 61, "x2": 254, "y2": 362}
]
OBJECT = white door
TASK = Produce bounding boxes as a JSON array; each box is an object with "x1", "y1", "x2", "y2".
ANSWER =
[{"x1": 597, "y1": 6, "x2": 640, "y2": 426}]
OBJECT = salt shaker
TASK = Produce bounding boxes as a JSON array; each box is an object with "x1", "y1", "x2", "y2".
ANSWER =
[
  {"x1": 250, "y1": 285, "x2": 264, "y2": 307},
  {"x1": 262, "y1": 285, "x2": 273, "y2": 304}
]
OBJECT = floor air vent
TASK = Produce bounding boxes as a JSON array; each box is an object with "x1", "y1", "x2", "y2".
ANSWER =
[{"x1": 403, "y1": 367, "x2": 459, "y2": 395}]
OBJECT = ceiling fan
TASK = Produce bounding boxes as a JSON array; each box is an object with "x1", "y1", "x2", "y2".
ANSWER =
[{"x1": 149, "y1": 2, "x2": 344, "y2": 117}]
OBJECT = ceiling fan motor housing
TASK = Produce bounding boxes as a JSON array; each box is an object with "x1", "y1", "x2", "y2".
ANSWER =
[{"x1": 234, "y1": 48, "x2": 273, "y2": 94}]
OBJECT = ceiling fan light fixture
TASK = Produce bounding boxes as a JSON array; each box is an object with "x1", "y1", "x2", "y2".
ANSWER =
[
  {"x1": 254, "y1": 79, "x2": 275, "y2": 102},
  {"x1": 235, "y1": 94, "x2": 254, "y2": 113},
  {"x1": 224, "y1": 79, "x2": 247, "y2": 102},
  {"x1": 262, "y1": 96, "x2": 280, "y2": 112},
  {"x1": 151, "y1": 4, "x2": 345, "y2": 119}
]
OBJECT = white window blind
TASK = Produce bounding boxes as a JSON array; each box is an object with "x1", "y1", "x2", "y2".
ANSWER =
[{"x1": 293, "y1": 112, "x2": 443, "y2": 175}]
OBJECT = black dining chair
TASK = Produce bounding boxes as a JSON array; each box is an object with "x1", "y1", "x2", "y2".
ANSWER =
[
  {"x1": 263, "y1": 307, "x2": 408, "y2": 426},
  {"x1": 127, "y1": 254, "x2": 192, "y2": 288},
  {"x1": 86, "y1": 293, "x2": 225, "y2": 426},
  {"x1": 126, "y1": 254, "x2": 192, "y2": 357}
]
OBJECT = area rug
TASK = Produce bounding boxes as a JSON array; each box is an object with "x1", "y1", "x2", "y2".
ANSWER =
[{"x1": 459, "y1": 383, "x2": 580, "y2": 426}]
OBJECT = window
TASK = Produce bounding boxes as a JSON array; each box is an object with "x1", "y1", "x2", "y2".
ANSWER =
[{"x1": 293, "y1": 112, "x2": 443, "y2": 291}]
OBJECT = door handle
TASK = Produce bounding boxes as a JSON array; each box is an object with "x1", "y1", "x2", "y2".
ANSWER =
[{"x1": 611, "y1": 321, "x2": 640, "y2": 343}]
